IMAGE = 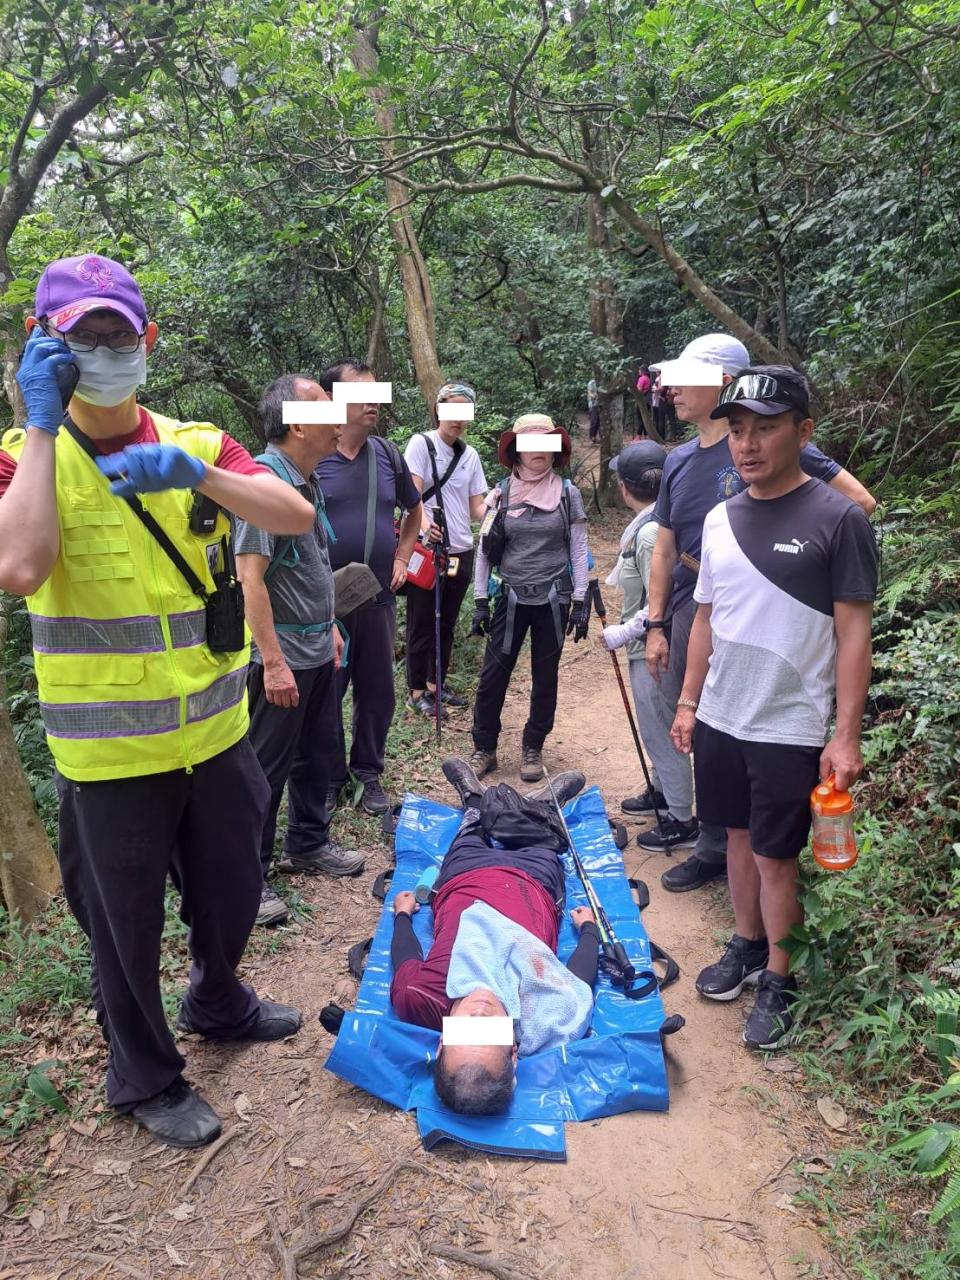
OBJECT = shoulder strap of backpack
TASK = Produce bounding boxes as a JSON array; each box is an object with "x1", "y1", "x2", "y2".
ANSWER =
[
  {"x1": 421, "y1": 433, "x2": 465, "y2": 504},
  {"x1": 374, "y1": 436, "x2": 407, "y2": 507}
]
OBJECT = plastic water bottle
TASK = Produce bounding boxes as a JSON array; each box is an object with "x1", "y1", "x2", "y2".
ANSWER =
[{"x1": 810, "y1": 775, "x2": 858, "y2": 871}]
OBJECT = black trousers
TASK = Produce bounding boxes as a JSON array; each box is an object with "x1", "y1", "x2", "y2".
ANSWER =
[
  {"x1": 321, "y1": 600, "x2": 396, "y2": 783},
  {"x1": 405, "y1": 548, "x2": 475, "y2": 691},
  {"x1": 56, "y1": 738, "x2": 267, "y2": 1111},
  {"x1": 247, "y1": 660, "x2": 338, "y2": 874},
  {"x1": 471, "y1": 595, "x2": 570, "y2": 753}
]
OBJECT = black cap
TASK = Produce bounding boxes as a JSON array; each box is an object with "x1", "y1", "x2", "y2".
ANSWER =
[
  {"x1": 609, "y1": 440, "x2": 668, "y2": 484},
  {"x1": 710, "y1": 364, "x2": 810, "y2": 420}
]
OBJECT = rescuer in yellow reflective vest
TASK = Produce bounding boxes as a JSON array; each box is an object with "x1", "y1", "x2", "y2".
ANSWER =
[{"x1": 0, "y1": 255, "x2": 315, "y2": 1149}]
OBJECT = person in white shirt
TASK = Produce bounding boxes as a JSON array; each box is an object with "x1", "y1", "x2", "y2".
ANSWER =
[{"x1": 403, "y1": 381, "x2": 488, "y2": 719}]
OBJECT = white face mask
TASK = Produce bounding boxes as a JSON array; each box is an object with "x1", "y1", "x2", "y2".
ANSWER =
[{"x1": 72, "y1": 346, "x2": 147, "y2": 407}]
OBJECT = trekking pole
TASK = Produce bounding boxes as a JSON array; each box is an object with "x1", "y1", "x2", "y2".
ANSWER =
[
  {"x1": 543, "y1": 774, "x2": 636, "y2": 988},
  {"x1": 590, "y1": 578, "x2": 667, "y2": 834},
  {"x1": 432, "y1": 536, "x2": 444, "y2": 744}
]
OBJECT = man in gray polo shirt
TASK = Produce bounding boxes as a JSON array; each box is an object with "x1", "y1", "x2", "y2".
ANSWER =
[{"x1": 236, "y1": 375, "x2": 364, "y2": 927}]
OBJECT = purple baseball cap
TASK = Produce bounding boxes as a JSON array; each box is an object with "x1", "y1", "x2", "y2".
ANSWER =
[{"x1": 35, "y1": 255, "x2": 147, "y2": 333}]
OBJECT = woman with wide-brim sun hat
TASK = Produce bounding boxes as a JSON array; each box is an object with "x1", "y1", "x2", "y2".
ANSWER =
[{"x1": 468, "y1": 413, "x2": 591, "y2": 783}]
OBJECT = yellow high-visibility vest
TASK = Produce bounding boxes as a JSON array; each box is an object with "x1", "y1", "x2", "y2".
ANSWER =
[{"x1": 2, "y1": 412, "x2": 250, "y2": 781}]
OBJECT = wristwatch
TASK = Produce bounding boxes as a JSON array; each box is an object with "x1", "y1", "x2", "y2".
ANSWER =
[{"x1": 645, "y1": 619, "x2": 666, "y2": 631}]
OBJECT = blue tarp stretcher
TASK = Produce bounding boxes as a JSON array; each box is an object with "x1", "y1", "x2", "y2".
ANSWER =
[{"x1": 324, "y1": 787, "x2": 671, "y2": 1161}]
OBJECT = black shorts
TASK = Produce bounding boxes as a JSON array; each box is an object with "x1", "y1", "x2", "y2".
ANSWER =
[{"x1": 693, "y1": 720, "x2": 821, "y2": 860}]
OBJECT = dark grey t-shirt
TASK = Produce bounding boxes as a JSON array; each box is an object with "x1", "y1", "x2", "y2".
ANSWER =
[
  {"x1": 500, "y1": 483, "x2": 587, "y2": 603},
  {"x1": 234, "y1": 446, "x2": 335, "y2": 669}
]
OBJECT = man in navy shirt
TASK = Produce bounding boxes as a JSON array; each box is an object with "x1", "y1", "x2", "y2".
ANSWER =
[
  {"x1": 641, "y1": 335, "x2": 875, "y2": 890},
  {"x1": 314, "y1": 358, "x2": 422, "y2": 815}
]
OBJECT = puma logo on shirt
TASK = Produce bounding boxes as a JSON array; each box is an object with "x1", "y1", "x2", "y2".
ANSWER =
[{"x1": 773, "y1": 538, "x2": 809, "y2": 555}]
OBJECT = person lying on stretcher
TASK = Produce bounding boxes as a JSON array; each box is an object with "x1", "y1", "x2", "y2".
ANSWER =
[{"x1": 390, "y1": 758, "x2": 600, "y2": 1115}]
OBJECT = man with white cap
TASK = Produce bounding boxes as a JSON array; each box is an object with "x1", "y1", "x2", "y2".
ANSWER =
[{"x1": 615, "y1": 335, "x2": 875, "y2": 891}]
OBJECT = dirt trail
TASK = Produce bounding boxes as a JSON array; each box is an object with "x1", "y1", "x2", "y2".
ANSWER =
[{"x1": 2, "y1": 433, "x2": 845, "y2": 1280}]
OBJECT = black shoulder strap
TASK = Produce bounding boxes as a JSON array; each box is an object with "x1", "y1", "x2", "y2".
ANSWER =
[
  {"x1": 62, "y1": 417, "x2": 209, "y2": 602},
  {"x1": 421, "y1": 434, "x2": 465, "y2": 504},
  {"x1": 374, "y1": 435, "x2": 406, "y2": 506}
]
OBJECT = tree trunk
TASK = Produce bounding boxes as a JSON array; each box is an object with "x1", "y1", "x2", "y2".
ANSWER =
[
  {"x1": 0, "y1": 601, "x2": 59, "y2": 926},
  {"x1": 360, "y1": 261, "x2": 392, "y2": 377},
  {"x1": 350, "y1": 26, "x2": 444, "y2": 407},
  {"x1": 585, "y1": 188, "x2": 628, "y2": 503},
  {"x1": 513, "y1": 287, "x2": 552, "y2": 388}
]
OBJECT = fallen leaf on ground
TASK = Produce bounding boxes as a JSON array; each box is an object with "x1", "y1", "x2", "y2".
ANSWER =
[
  {"x1": 234, "y1": 1093, "x2": 252, "y2": 1121},
  {"x1": 165, "y1": 1243, "x2": 188, "y2": 1267},
  {"x1": 763, "y1": 1058, "x2": 800, "y2": 1074},
  {"x1": 92, "y1": 1158, "x2": 133, "y2": 1176},
  {"x1": 774, "y1": 1193, "x2": 797, "y2": 1214},
  {"x1": 287, "y1": 1156, "x2": 307, "y2": 1168},
  {"x1": 28, "y1": 1208, "x2": 45, "y2": 1231},
  {"x1": 70, "y1": 1118, "x2": 98, "y2": 1138},
  {"x1": 816, "y1": 1097, "x2": 849, "y2": 1131},
  {"x1": 169, "y1": 1202, "x2": 196, "y2": 1222},
  {"x1": 313, "y1": 1184, "x2": 341, "y2": 1197},
  {"x1": 802, "y1": 1156, "x2": 833, "y2": 1174}
]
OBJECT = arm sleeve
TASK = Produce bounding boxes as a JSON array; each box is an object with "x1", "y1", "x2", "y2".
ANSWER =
[
  {"x1": 831, "y1": 507, "x2": 879, "y2": 601},
  {"x1": 474, "y1": 541, "x2": 491, "y2": 598},
  {"x1": 566, "y1": 921, "x2": 600, "y2": 987},
  {"x1": 390, "y1": 912, "x2": 424, "y2": 969},
  {"x1": 403, "y1": 435, "x2": 428, "y2": 483},
  {"x1": 470, "y1": 450, "x2": 488, "y2": 496},
  {"x1": 233, "y1": 516, "x2": 274, "y2": 559},
  {"x1": 653, "y1": 464, "x2": 673, "y2": 529},
  {"x1": 215, "y1": 432, "x2": 271, "y2": 476},
  {"x1": 0, "y1": 450, "x2": 16, "y2": 499},
  {"x1": 569, "y1": 521, "x2": 589, "y2": 600},
  {"x1": 636, "y1": 521, "x2": 659, "y2": 595},
  {"x1": 693, "y1": 516, "x2": 715, "y2": 604},
  {"x1": 800, "y1": 443, "x2": 841, "y2": 482}
]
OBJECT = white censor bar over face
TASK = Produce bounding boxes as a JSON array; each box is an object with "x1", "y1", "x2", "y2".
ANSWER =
[
  {"x1": 282, "y1": 401, "x2": 347, "y2": 424},
  {"x1": 437, "y1": 402, "x2": 475, "y2": 421},
  {"x1": 332, "y1": 381, "x2": 393, "y2": 404},
  {"x1": 656, "y1": 358, "x2": 724, "y2": 387},
  {"x1": 515, "y1": 433, "x2": 562, "y2": 452},
  {"x1": 441, "y1": 1016, "x2": 514, "y2": 1046}
]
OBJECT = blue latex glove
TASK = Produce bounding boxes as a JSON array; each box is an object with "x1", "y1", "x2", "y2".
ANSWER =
[
  {"x1": 96, "y1": 443, "x2": 206, "y2": 497},
  {"x1": 16, "y1": 329, "x2": 77, "y2": 434}
]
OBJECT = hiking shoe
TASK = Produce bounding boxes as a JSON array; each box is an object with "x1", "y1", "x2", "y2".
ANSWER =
[
  {"x1": 358, "y1": 778, "x2": 389, "y2": 816},
  {"x1": 285, "y1": 841, "x2": 366, "y2": 877},
  {"x1": 131, "y1": 1078, "x2": 221, "y2": 1149},
  {"x1": 520, "y1": 746, "x2": 544, "y2": 783},
  {"x1": 621, "y1": 787, "x2": 667, "y2": 815},
  {"x1": 407, "y1": 691, "x2": 447, "y2": 720},
  {"x1": 255, "y1": 885, "x2": 289, "y2": 927},
  {"x1": 525, "y1": 770, "x2": 586, "y2": 807},
  {"x1": 743, "y1": 971, "x2": 798, "y2": 1050},
  {"x1": 442, "y1": 757, "x2": 486, "y2": 808},
  {"x1": 439, "y1": 688, "x2": 468, "y2": 708},
  {"x1": 660, "y1": 854, "x2": 727, "y2": 893},
  {"x1": 696, "y1": 935, "x2": 769, "y2": 1001},
  {"x1": 637, "y1": 814, "x2": 700, "y2": 852},
  {"x1": 470, "y1": 747, "x2": 498, "y2": 778},
  {"x1": 177, "y1": 1000, "x2": 302, "y2": 1042}
]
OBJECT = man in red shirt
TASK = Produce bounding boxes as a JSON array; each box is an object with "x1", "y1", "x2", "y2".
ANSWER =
[{"x1": 391, "y1": 759, "x2": 599, "y2": 1114}]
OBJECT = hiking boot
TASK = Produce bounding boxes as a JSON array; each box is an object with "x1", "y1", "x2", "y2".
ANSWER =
[
  {"x1": 359, "y1": 778, "x2": 390, "y2": 816},
  {"x1": 660, "y1": 854, "x2": 727, "y2": 893},
  {"x1": 520, "y1": 745, "x2": 544, "y2": 783},
  {"x1": 470, "y1": 747, "x2": 498, "y2": 778},
  {"x1": 131, "y1": 1078, "x2": 221, "y2": 1149},
  {"x1": 637, "y1": 814, "x2": 700, "y2": 852},
  {"x1": 525, "y1": 770, "x2": 586, "y2": 807},
  {"x1": 255, "y1": 884, "x2": 289, "y2": 927},
  {"x1": 696, "y1": 935, "x2": 769, "y2": 1001},
  {"x1": 439, "y1": 687, "x2": 468, "y2": 708},
  {"x1": 407, "y1": 691, "x2": 447, "y2": 720},
  {"x1": 177, "y1": 1000, "x2": 302, "y2": 1042},
  {"x1": 743, "y1": 971, "x2": 798, "y2": 1050},
  {"x1": 285, "y1": 840, "x2": 366, "y2": 877},
  {"x1": 442, "y1": 757, "x2": 486, "y2": 808},
  {"x1": 621, "y1": 787, "x2": 667, "y2": 816}
]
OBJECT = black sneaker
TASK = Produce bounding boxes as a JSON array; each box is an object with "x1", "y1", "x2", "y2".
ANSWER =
[
  {"x1": 326, "y1": 781, "x2": 346, "y2": 816},
  {"x1": 525, "y1": 770, "x2": 586, "y2": 807},
  {"x1": 660, "y1": 854, "x2": 727, "y2": 892},
  {"x1": 283, "y1": 840, "x2": 365, "y2": 877},
  {"x1": 637, "y1": 814, "x2": 700, "y2": 852},
  {"x1": 696, "y1": 935, "x2": 769, "y2": 1001},
  {"x1": 255, "y1": 884, "x2": 289, "y2": 927},
  {"x1": 743, "y1": 971, "x2": 798, "y2": 1050},
  {"x1": 470, "y1": 747, "x2": 498, "y2": 778},
  {"x1": 621, "y1": 788, "x2": 666, "y2": 815},
  {"x1": 520, "y1": 745, "x2": 544, "y2": 783},
  {"x1": 131, "y1": 1078, "x2": 221, "y2": 1149},
  {"x1": 177, "y1": 1000, "x2": 301, "y2": 1042},
  {"x1": 442, "y1": 757, "x2": 485, "y2": 808},
  {"x1": 407, "y1": 691, "x2": 447, "y2": 720},
  {"x1": 439, "y1": 688, "x2": 468, "y2": 708},
  {"x1": 359, "y1": 778, "x2": 389, "y2": 816}
]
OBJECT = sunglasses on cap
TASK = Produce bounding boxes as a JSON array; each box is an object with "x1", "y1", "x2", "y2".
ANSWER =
[{"x1": 715, "y1": 372, "x2": 809, "y2": 415}]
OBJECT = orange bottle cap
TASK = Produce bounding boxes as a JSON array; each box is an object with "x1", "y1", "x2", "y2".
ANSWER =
[{"x1": 812, "y1": 780, "x2": 853, "y2": 815}]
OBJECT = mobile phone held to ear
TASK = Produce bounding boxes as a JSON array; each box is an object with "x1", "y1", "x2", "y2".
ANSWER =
[{"x1": 18, "y1": 340, "x2": 80, "y2": 413}]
